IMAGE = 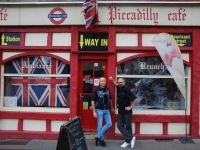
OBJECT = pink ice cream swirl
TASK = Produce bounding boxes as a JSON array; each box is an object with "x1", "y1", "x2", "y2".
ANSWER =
[{"x1": 163, "y1": 48, "x2": 181, "y2": 67}]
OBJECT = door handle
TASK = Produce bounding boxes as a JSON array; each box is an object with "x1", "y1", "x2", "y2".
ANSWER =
[{"x1": 80, "y1": 93, "x2": 84, "y2": 99}]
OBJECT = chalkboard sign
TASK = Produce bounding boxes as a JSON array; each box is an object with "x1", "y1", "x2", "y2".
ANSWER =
[{"x1": 56, "y1": 116, "x2": 88, "y2": 150}]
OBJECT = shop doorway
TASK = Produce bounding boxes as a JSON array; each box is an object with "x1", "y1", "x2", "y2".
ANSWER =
[{"x1": 79, "y1": 60, "x2": 107, "y2": 131}]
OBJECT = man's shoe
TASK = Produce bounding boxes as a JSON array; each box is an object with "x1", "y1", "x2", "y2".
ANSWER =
[
  {"x1": 131, "y1": 137, "x2": 136, "y2": 148},
  {"x1": 95, "y1": 137, "x2": 100, "y2": 146},
  {"x1": 100, "y1": 140, "x2": 106, "y2": 147},
  {"x1": 120, "y1": 142, "x2": 130, "y2": 148}
]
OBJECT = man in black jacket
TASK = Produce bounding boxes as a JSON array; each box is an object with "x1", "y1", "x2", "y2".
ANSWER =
[
  {"x1": 109, "y1": 77, "x2": 137, "y2": 149},
  {"x1": 91, "y1": 77, "x2": 115, "y2": 147}
]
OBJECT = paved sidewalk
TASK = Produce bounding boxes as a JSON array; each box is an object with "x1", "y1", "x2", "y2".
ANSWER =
[{"x1": 0, "y1": 138, "x2": 200, "y2": 150}]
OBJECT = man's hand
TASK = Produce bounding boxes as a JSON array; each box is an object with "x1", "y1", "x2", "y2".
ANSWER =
[
  {"x1": 125, "y1": 106, "x2": 132, "y2": 111},
  {"x1": 111, "y1": 107, "x2": 115, "y2": 113},
  {"x1": 109, "y1": 76, "x2": 118, "y2": 86},
  {"x1": 93, "y1": 112, "x2": 97, "y2": 118}
]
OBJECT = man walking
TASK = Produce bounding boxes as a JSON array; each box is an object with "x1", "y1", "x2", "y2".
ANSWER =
[
  {"x1": 109, "y1": 77, "x2": 137, "y2": 148},
  {"x1": 91, "y1": 77, "x2": 115, "y2": 147}
]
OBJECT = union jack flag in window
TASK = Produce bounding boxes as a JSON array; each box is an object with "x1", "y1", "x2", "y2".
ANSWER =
[{"x1": 6, "y1": 56, "x2": 70, "y2": 107}]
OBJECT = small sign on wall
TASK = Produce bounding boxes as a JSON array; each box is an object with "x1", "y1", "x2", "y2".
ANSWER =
[
  {"x1": 94, "y1": 79, "x2": 99, "y2": 86},
  {"x1": 94, "y1": 63, "x2": 98, "y2": 67},
  {"x1": 83, "y1": 102, "x2": 88, "y2": 109},
  {"x1": 1, "y1": 33, "x2": 20, "y2": 46},
  {"x1": 79, "y1": 32, "x2": 108, "y2": 51},
  {"x1": 3, "y1": 96, "x2": 17, "y2": 107},
  {"x1": 170, "y1": 34, "x2": 192, "y2": 47}
]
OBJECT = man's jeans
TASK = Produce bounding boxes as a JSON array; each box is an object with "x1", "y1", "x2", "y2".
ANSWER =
[
  {"x1": 117, "y1": 113, "x2": 133, "y2": 143},
  {"x1": 96, "y1": 109, "x2": 112, "y2": 141}
]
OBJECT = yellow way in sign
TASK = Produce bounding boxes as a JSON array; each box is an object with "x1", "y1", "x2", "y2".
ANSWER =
[{"x1": 79, "y1": 35, "x2": 108, "y2": 49}]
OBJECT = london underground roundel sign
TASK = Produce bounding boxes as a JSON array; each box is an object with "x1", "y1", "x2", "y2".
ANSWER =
[{"x1": 48, "y1": 8, "x2": 67, "y2": 25}]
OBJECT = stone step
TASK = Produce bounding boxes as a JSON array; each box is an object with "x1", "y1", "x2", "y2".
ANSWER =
[
  {"x1": 84, "y1": 132, "x2": 107, "y2": 140},
  {"x1": 84, "y1": 132, "x2": 96, "y2": 140}
]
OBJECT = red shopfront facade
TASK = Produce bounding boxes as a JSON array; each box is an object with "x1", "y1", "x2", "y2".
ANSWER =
[{"x1": 0, "y1": 2, "x2": 200, "y2": 140}]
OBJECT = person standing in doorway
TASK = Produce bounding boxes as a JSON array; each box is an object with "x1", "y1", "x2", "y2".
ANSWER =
[
  {"x1": 109, "y1": 77, "x2": 137, "y2": 149},
  {"x1": 91, "y1": 77, "x2": 115, "y2": 147}
]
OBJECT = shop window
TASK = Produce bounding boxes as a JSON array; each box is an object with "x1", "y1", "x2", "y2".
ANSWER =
[
  {"x1": 3, "y1": 56, "x2": 70, "y2": 108},
  {"x1": 117, "y1": 56, "x2": 190, "y2": 110}
]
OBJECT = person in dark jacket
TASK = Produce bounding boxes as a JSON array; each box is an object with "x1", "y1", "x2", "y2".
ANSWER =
[
  {"x1": 109, "y1": 76, "x2": 138, "y2": 149},
  {"x1": 91, "y1": 77, "x2": 115, "y2": 147}
]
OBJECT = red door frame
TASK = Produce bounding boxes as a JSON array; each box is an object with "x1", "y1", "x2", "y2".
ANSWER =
[{"x1": 78, "y1": 58, "x2": 108, "y2": 131}]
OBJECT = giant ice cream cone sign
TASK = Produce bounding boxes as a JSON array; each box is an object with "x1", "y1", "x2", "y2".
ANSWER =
[{"x1": 152, "y1": 33, "x2": 186, "y2": 102}]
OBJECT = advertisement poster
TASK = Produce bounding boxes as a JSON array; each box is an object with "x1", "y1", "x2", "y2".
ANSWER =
[
  {"x1": 94, "y1": 79, "x2": 99, "y2": 86},
  {"x1": 3, "y1": 96, "x2": 17, "y2": 107},
  {"x1": 152, "y1": 33, "x2": 186, "y2": 102},
  {"x1": 83, "y1": 102, "x2": 88, "y2": 109}
]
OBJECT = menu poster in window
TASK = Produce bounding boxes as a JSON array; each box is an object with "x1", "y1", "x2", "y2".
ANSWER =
[
  {"x1": 84, "y1": 75, "x2": 91, "y2": 84},
  {"x1": 94, "y1": 79, "x2": 99, "y2": 86},
  {"x1": 56, "y1": 116, "x2": 88, "y2": 150},
  {"x1": 3, "y1": 96, "x2": 17, "y2": 107},
  {"x1": 83, "y1": 102, "x2": 88, "y2": 109}
]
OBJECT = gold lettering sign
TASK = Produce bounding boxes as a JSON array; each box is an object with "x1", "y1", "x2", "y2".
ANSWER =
[{"x1": 171, "y1": 34, "x2": 191, "y2": 46}]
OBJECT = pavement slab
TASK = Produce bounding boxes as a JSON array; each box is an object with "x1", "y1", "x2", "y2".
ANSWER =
[{"x1": 0, "y1": 139, "x2": 200, "y2": 150}]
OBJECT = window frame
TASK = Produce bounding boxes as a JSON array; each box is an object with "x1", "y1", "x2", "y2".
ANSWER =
[
  {"x1": 1, "y1": 56, "x2": 71, "y2": 112},
  {"x1": 116, "y1": 56, "x2": 191, "y2": 115}
]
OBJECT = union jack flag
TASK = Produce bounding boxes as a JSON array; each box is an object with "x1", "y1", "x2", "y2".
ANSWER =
[
  {"x1": 82, "y1": 0, "x2": 99, "y2": 29},
  {"x1": 10, "y1": 56, "x2": 70, "y2": 107}
]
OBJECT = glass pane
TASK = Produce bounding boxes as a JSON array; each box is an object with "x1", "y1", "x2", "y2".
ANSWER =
[
  {"x1": 83, "y1": 63, "x2": 93, "y2": 93},
  {"x1": 82, "y1": 95, "x2": 92, "y2": 109},
  {"x1": 117, "y1": 56, "x2": 188, "y2": 76},
  {"x1": 28, "y1": 56, "x2": 51, "y2": 74},
  {"x1": 56, "y1": 59, "x2": 70, "y2": 74},
  {"x1": 122, "y1": 78, "x2": 185, "y2": 110},
  {"x1": 94, "y1": 63, "x2": 105, "y2": 77},
  {"x1": 4, "y1": 76, "x2": 70, "y2": 108}
]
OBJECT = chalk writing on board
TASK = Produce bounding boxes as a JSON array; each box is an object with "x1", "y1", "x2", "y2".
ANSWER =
[
  {"x1": 71, "y1": 136, "x2": 83, "y2": 148},
  {"x1": 72, "y1": 130, "x2": 80, "y2": 137}
]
